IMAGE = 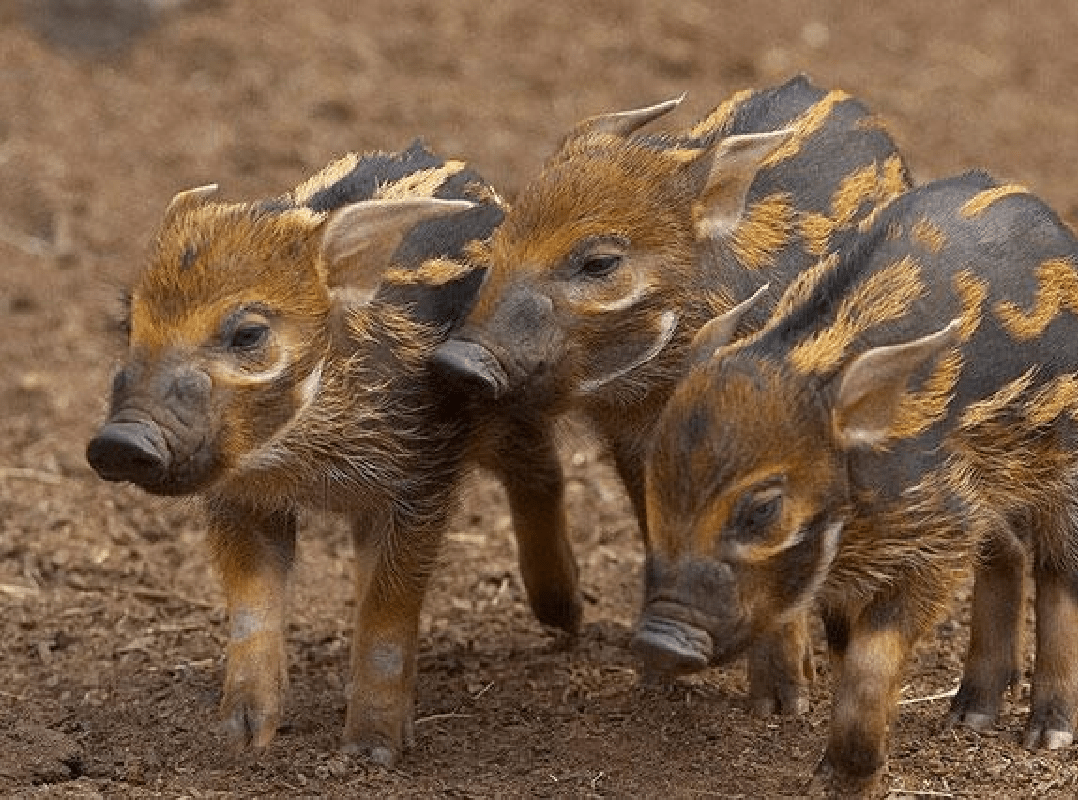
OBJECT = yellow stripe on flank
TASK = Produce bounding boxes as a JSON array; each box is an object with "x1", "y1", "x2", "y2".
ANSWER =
[
  {"x1": 801, "y1": 156, "x2": 909, "y2": 257},
  {"x1": 831, "y1": 163, "x2": 887, "y2": 228},
  {"x1": 953, "y1": 269, "x2": 988, "y2": 340},
  {"x1": 959, "y1": 184, "x2": 1030, "y2": 218},
  {"x1": 959, "y1": 368, "x2": 1036, "y2": 429},
  {"x1": 799, "y1": 211, "x2": 836, "y2": 257},
  {"x1": 688, "y1": 88, "x2": 757, "y2": 139},
  {"x1": 880, "y1": 154, "x2": 910, "y2": 199},
  {"x1": 911, "y1": 218, "x2": 947, "y2": 254},
  {"x1": 729, "y1": 192, "x2": 795, "y2": 270},
  {"x1": 375, "y1": 161, "x2": 468, "y2": 201},
  {"x1": 994, "y1": 257, "x2": 1078, "y2": 340},
  {"x1": 1026, "y1": 372, "x2": 1078, "y2": 427},
  {"x1": 789, "y1": 256, "x2": 925, "y2": 375},
  {"x1": 292, "y1": 153, "x2": 361, "y2": 205},
  {"x1": 384, "y1": 257, "x2": 474, "y2": 287},
  {"x1": 771, "y1": 251, "x2": 840, "y2": 320},
  {"x1": 664, "y1": 147, "x2": 708, "y2": 165},
  {"x1": 890, "y1": 348, "x2": 962, "y2": 439},
  {"x1": 760, "y1": 90, "x2": 850, "y2": 169}
]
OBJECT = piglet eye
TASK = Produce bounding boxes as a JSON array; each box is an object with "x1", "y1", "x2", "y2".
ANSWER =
[
  {"x1": 746, "y1": 495, "x2": 781, "y2": 530},
  {"x1": 734, "y1": 487, "x2": 783, "y2": 538},
  {"x1": 577, "y1": 253, "x2": 623, "y2": 279},
  {"x1": 228, "y1": 323, "x2": 270, "y2": 351}
]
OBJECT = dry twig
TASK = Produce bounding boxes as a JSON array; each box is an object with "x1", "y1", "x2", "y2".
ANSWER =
[
  {"x1": 898, "y1": 686, "x2": 958, "y2": 706},
  {"x1": 0, "y1": 467, "x2": 70, "y2": 486},
  {"x1": 65, "y1": 576, "x2": 215, "y2": 610},
  {"x1": 414, "y1": 713, "x2": 474, "y2": 726},
  {"x1": 0, "y1": 583, "x2": 39, "y2": 599}
]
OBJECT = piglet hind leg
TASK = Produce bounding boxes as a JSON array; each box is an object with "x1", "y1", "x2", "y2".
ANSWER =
[
  {"x1": 208, "y1": 502, "x2": 297, "y2": 750},
  {"x1": 1024, "y1": 559, "x2": 1078, "y2": 750},
  {"x1": 341, "y1": 516, "x2": 435, "y2": 765},
  {"x1": 948, "y1": 525, "x2": 1025, "y2": 731}
]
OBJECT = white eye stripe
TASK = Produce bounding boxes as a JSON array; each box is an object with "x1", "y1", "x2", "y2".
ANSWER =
[
  {"x1": 296, "y1": 360, "x2": 324, "y2": 410},
  {"x1": 774, "y1": 520, "x2": 844, "y2": 623},
  {"x1": 579, "y1": 311, "x2": 678, "y2": 394},
  {"x1": 581, "y1": 271, "x2": 654, "y2": 313},
  {"x1": 726, "y1": 516, "x2": 842, "y2": 566},
  {"x1": 233, "y1": 359, "x2": 325, "y2": 474},
  {"x1": 219, "y1": 356, "x2": 323, "y2": 395},
  {"x1": 219, "y1": 351, "x2": 291, "y2": 384}
]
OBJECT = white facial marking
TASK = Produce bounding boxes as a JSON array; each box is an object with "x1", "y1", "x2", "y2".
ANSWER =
[
  {"x1": 221, "y1": 350, "x2": 291, "y2": 384},
  {"x1": 775, "y1": 520, "x2": 844, "y2": 623},
  {"x1": 234, "y1": 359, "x2": 325, "y2": 473},
  {"x1": 579, "y1": 311, "x2": 679, "y2": 394},
  {"x1": 296, "y1": 359, "x2": 324, "y2": 411},
  {"x1": 588, "y1": 273, "x2": 654, "y2": 313}
]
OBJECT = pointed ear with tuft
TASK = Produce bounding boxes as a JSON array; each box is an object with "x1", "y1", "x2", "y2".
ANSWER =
[
  {"x1": 832, "y1": 319, "x2": 963, "y2": 449},
  {"x1": 686, "y1": 283, "x2": 770, "y2": 367},
  {"x1": 560, "y1": 94, "x2": 685, "y2": 146},
  {"x1": 318, "y1": 197, "x2": 476, "y2": 298},
  {"x1": 689, "y1": 128, "x2": 796, "y2": 239},
  {"x1": 164, "y1": 184, "x2": 219, "y2": 219}
]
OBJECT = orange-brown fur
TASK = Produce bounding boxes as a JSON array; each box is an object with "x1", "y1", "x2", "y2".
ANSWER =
[
  {"x1": 437, "y1": 77, "x2": 912, "y2": 717},
  {"x1": 641, "y1": 171, "x2": 1078, "y2": 795},
  {"x1": 87, "y1": 145, "x2": 571, "y2": 766}
]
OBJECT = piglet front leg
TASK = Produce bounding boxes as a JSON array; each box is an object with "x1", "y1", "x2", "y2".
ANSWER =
[
  {"x1": 810, "y1": 610, "x2": 915, "y2": 798},
  {"x1": 341, "y1": 514, "x2": 439, "y2": 765},
  {"x1": 208, "y1": 501, "x2": 297, "y2": 750}
]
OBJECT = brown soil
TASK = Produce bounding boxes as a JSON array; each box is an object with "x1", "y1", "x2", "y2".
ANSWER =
[{"x1": 3, "y1": 1, "x2": 1078, "y2": 797}]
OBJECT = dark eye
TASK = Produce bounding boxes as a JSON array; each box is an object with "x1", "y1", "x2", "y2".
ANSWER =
[
  {"x1": 577, "y1": 253, "x2": 623, "y2": 279},
  {"x1": 747, "y1": 496, "x2": 780, "y2": 528},
  {"x1": 735, "y1": 490, "x2": 783, "y2": 537},
  {"x1": 228, "y1": 323, "x2": 270, "y2": 351}
]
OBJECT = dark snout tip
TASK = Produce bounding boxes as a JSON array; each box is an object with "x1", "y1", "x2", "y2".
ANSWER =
[
  {"x1": 86, "y1": 421, "x2": 169, "y2": 485},
  {"x1": 631, "y1": 613, "x2": 713, "y2": 676},
  {"x1": 429, "y1": 339, "x2": 509, "y2": 400}
]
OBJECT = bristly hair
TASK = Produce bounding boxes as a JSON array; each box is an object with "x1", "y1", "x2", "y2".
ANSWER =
[
  {"x1": 749, "y1": 171, "x2": 1001, "y2": 361},
  {"x1": 301, "y1": 141, "x2": 445, "y2": 213},
  {"x1": 744, "y1": 211, "x2": 893, "y2": 358}
]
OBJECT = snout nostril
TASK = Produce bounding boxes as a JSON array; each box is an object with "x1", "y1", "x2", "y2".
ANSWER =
[
  {"x1": 631, "y1": 614, "x2": 712, "y2": 675},
  {"x1": 86, "y1": 423, "x2": 169, "y2": 484},
  {"x1": 429, "y1": 340, "x2": 508, "y2": 400}
]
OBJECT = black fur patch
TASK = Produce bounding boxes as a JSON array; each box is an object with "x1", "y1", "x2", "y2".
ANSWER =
[
  {"x1": 180, "y1": 245, "x2": 198, "y2": 272},
  {"x1": 376, "y1": 265, "x2": 489, "y2": 331},
  {"x1": 303, "y1": 140, "x2": 445, "y2": 213}
]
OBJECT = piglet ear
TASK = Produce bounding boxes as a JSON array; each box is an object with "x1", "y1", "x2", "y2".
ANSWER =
[
  {"x1": 560, "y1": 94, "x2": 685, "y2": 146},
  {"x1": 686, "y1": 283, "x2": 770, "y2": 367},
  {"x1": 319, "y1": 197, "x2": 476, "y2": 299},
  {"x1": 689, "y1": 128, "x2": 794, "y2": 240},
  {"x1": 164, "y1": 184, "x2": 219, "y2": 219},
  {"x1": 832, "y1": 319, "x2": 963, "y2": 449}
]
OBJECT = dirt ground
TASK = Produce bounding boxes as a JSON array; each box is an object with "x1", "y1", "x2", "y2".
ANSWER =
[{"x1": 4, "y1": 0, "x2": 1078, "y2": 797}]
